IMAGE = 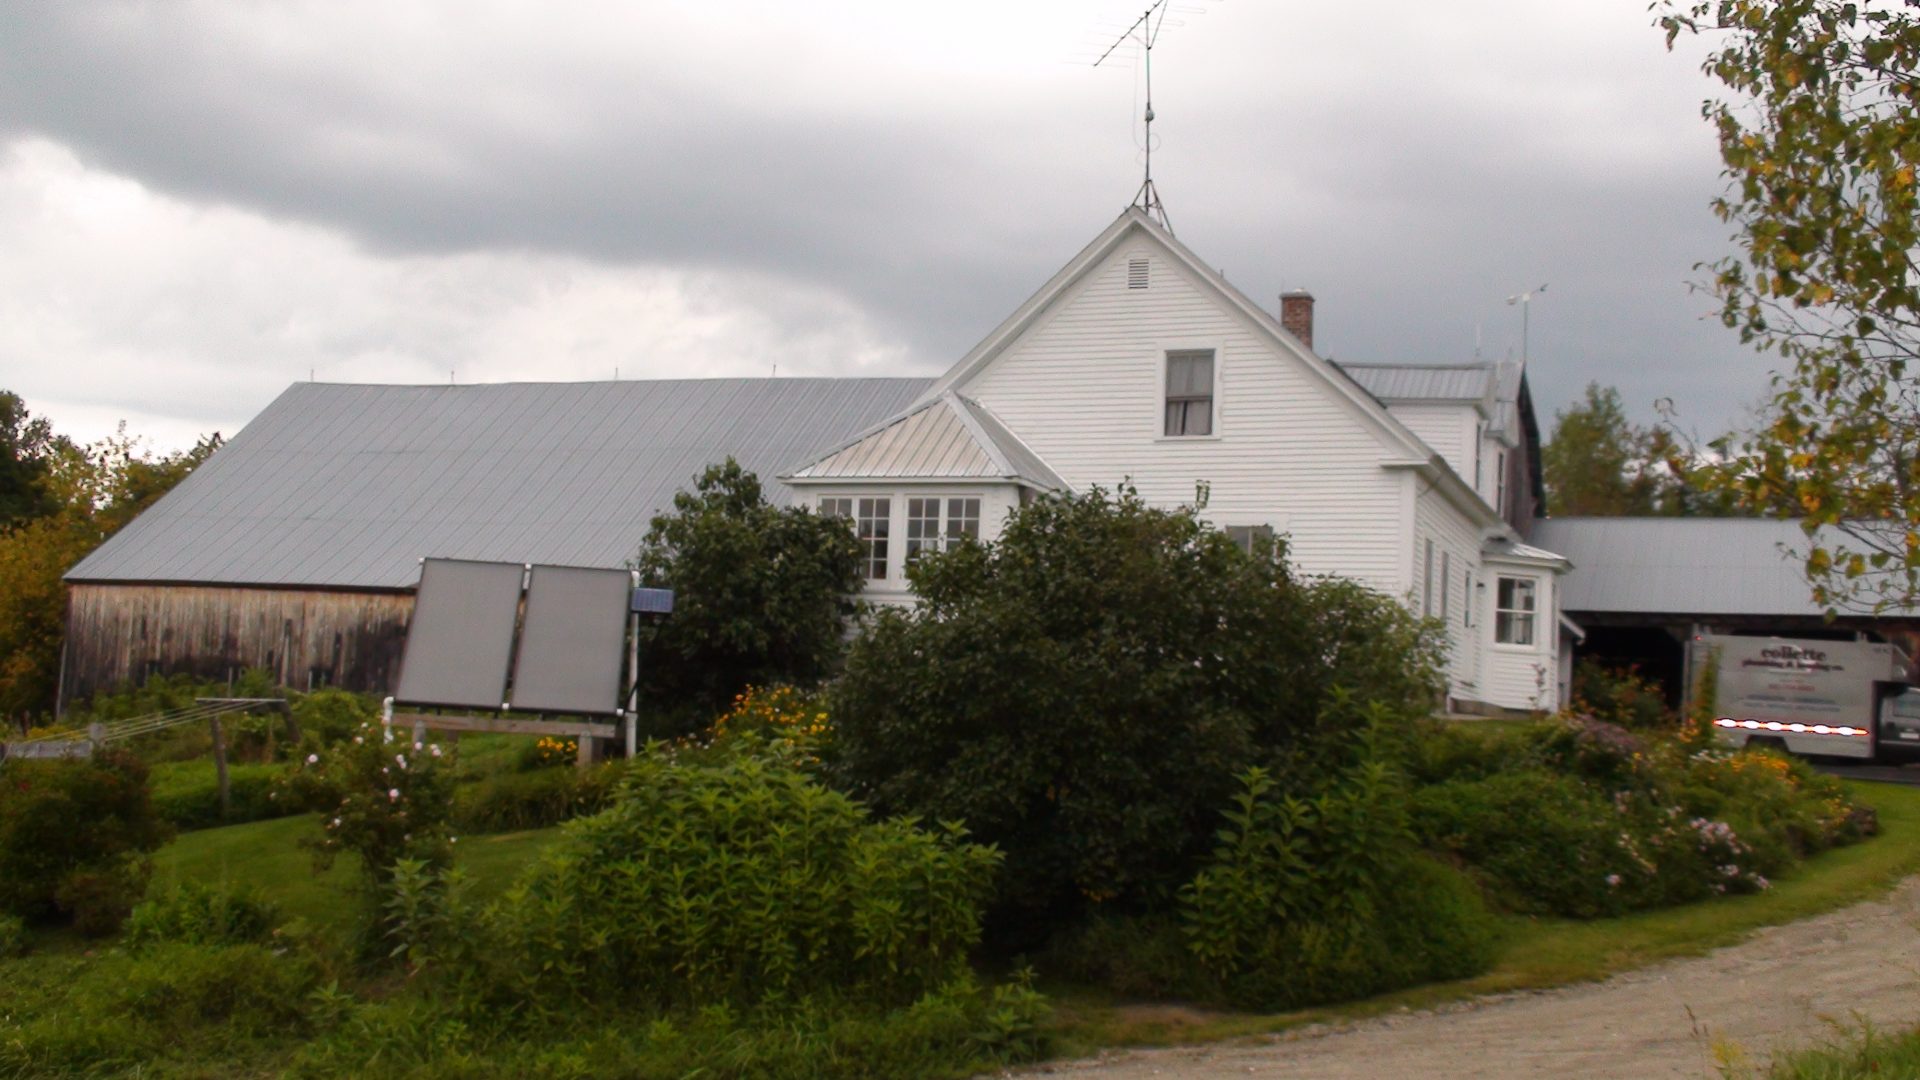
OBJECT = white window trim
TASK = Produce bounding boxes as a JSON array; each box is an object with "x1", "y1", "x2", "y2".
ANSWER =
[
  {"x1": 1495, "y1": 449, "x2": 1509, "y2": 518},
  {"x1": 1492, "y1": 573, "x2": 1541, "y2": 650},
  {"x1": 1154, "y1": 340, "x2": 1225, "y2": 442},
  {"x1": 821, "y1": 490, "x2": 990, "y2": 585}
]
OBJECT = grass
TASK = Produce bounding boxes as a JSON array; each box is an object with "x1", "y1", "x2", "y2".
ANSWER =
[
  {"x1": 1044, "y1": 779, "x2": 1920, "y2": 1055},
  {"x1": 151, "y1": 813, "x2": 562, "y2": 934},
  {"x1": 1732, "y1": 1020, "x2": 1920, "y2": 1078}
]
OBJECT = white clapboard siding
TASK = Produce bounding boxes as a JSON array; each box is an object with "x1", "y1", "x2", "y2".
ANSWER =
[
  {"x1": 1413, "y1": 487, "x2": 1486, "y2": 697},
  {"x1": 1388, "y1": 403, "x2": 1479, "y2": 488},
  {"x1": 963, "y1": 243, "x2": 1410, "y2": 592},
  {"x1": 1480, "y1": 565, "x2": 1559, "y2": 711}
]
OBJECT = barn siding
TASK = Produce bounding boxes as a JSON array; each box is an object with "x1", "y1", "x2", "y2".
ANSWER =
[{"x1": 61, "y1": 584, "x2": 413, "y2": 712}]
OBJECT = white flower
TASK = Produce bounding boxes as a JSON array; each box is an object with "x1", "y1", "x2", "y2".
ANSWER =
[
  {"x1": 395, "y1": 754, "x2": 408, "y2": 769},
  {"x1": 388, "y1": 788, "x2": 400, "y2": 801},
  {"x1": 429, "y1": 745, "x2": 442, "y2": 758},
  {"x1": 413, "y1": 742, "x2": 424, "y2": 752},
  {"x1": 306, "y1": 753, "x2": 320, "y2": 765},
  {"x1": 353, "y1": 736, "x2": 364, "y2": 745},
  {"x1": 329, "y1": 817, "x2": 341, "y2": 828},
  {"x1": 1605, "y1": 873, "x2": 1622, "y2": 887}
]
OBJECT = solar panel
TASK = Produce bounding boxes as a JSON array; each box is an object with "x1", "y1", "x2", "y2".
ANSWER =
[
  {"x1": 510, "y1": 564, "x2": 632, "y2": 716},
  {"x1": 393, "y1": 559, "x2": 526, "y2": 709}
]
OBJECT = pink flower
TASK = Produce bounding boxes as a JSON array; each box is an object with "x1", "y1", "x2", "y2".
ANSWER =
[
  {"x1": 306, "y1": 753, "x2": 319, "y2": 765},
  {"x1": 387, "y1": 788, "x2": 400, "y2": 801}
]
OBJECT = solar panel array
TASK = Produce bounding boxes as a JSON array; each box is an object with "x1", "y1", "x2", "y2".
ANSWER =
[{"x1": 393, "y1": 558, "x2": 636, "y2": 716}]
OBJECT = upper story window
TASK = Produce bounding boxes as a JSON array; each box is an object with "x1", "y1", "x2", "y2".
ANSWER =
[
  {"x1": 1164, "y1": 349, "x2": 1215, "y2": 437},
  {"x1": 1495, "y1": 576, "x2": 1537, "y2": 646},
  {"x1": 906, "y1": 496, "x2": 982, "y2": 563},
  {"x1": 822, "y1": 496, "x2": 890, "y2": 580}
]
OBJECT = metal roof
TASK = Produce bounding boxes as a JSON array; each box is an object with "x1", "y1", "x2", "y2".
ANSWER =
[
  {"x1": 67, "y1": 378, "x2": 931, "y2": 590},
  {"x1": 785, "y1": 391, "x2": 1066, "y2": 490},
  {"x1": 1532, "y1": 516, "x2": 1859, "y2": 617},
  {"x1": 1334, "y1": 362, "x2": 1497, "y2": 404}
]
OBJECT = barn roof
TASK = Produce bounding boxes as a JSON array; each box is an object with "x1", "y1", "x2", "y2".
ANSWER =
[
  {"x1": 66, "y1": 378, "x2": 932, "y2": 590},
  {"x1": 1532, "y1": 516, "x2": 1838, "y2": 617}
]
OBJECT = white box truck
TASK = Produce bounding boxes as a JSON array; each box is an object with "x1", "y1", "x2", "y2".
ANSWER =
[{"x1": 1687, "y1": 634, "x2": 1912, "y2": 760}]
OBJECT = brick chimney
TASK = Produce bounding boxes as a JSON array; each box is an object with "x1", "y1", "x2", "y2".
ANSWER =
[{"x1": 1280, "y1": 289, "x2": 1315, "y2": 351}]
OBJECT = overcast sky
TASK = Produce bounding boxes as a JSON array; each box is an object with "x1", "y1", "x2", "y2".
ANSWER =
[{"x1": 0, "y1": 1, "x2": 1767, "y2": 453}]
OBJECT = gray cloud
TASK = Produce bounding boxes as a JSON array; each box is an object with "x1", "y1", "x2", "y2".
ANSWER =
[{"x1": 0, "y1": 0, "x2": 1773, "y2": 444}]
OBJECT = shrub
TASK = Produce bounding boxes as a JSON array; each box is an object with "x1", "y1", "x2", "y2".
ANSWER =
[
  {"x1": 453, "y1": 766, "x2": 582, "y2": 833},
  {"x1": 1181, "y1": 756, "x2": 1498, "y2": 1009},
  {"x1": 836, "y1": 489, "x2": 1288, "y2": 927},
  {"x1": 635, "y1": 459, "x2": 865, "y2": 730},
  {"x1": 0, "y1": 942, "x2": 320, "y2": 1075},
  {"x1": 712, "y1": 683, "x2": 833, "y2": 760},
  {"x1": 0, "y1": 748, "x2": 170, "y2": 924},
  {"x1": 1569, "y1": 659, "x2": 1674, "y2": 730},
  {"x1": 55, "y1": 857, "x2": 152, "y2": 937},
  {"x1": 0, "y1": 913, "x2": 24, "y2": 957},
  {"x1": 149, "y1": 760, "x2": 295, "y2": 830},
  {"x1": 126, "y1": 881, "x2": 281, "y2": 948},
  {"x1": 1528, "y1": 714, "x2": 1659, "y2": 789},
  {"x1": 494, "y1": 740, "x2": 1000, "y2": 1010},
  {"x1": 1412, "y1": 769, "x2": 1645, "y2": 917},
  {"x1": 290, "y1": 687, "x2": 377, "y2": 747},
  {"x1": 279, "y1": 720, "x2": 456, "y2": 947}
]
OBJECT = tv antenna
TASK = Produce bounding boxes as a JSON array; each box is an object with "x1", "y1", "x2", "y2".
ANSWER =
[
  {"x1": 1504, "y1": 283, "x2": 1547, "y2": 365},
  {"x1": 1095, "y1": 0, "x2": 1178, "y2": 231}
]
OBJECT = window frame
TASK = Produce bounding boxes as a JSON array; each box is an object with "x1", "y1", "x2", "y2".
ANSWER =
[
  {"x1": 1494, "y1": 574, "x2": 1538, "y2": 648},
  {"x1": 1439, "y1": 551, "x2": 1450, "y2": 624},
  {"x1": 904, "y1": 495, "x2": 984, "y2": 565},
  {"x1": 1157, "y1": 343, "x2": 1223, "y2": 440}
]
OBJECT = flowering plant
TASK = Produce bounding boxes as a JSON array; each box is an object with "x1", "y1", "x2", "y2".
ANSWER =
[
  {"x1": 279, "y1": 720, "x2": 455, "y2": 890},
  {"x1": 710, "y1": 685, "x2": 832, "y2": 759}
]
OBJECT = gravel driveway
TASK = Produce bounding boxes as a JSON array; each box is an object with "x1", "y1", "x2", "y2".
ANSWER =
[{"x1": 1017, "y1": 876, "x2": 1920, "y2": 1079}]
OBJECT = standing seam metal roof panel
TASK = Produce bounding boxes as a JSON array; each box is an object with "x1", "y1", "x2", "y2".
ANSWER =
[{"x1": 67, "y1": 378, "x2": 932, "y2": 590}]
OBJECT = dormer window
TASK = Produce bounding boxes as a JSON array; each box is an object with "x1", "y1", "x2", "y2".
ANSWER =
[{"x1": 1164, "y1": 349, "x2": 1215, "y2": 437}]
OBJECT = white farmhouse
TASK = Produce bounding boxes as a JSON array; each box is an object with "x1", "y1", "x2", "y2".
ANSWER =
[
  {"x1": 62, "y1": 207, "x2": 1572, "y2": 714},
  {"x1": 783, "y1": 208, "x2": 1573, "y2": 712}
]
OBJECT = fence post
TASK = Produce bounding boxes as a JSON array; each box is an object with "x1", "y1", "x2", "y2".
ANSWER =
[{"x1": 209, "y1": 713, "x2": 231, "y2": 820}]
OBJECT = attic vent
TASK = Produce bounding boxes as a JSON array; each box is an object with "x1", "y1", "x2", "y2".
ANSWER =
[{"x1": 1127, "y1": 257, "x2": 1149, "y2": 289}]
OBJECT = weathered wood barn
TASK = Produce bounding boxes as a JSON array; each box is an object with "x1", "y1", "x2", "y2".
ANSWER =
[{"x1": 59, "y1": 378, "x2": 929, "y2": 711}]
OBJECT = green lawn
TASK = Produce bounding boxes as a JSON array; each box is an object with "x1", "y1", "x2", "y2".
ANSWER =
[
  {"x1": 151, "y1": 813, "x2": 562, "y2": 934},
  {"x1": 1045, "y1": 779, "x2": 1920, "y2": 1053}
]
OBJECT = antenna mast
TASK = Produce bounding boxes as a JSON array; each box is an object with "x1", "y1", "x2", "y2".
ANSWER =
[{"x1": 1095, "y1": 0, "x2": 1175, "y2": 231}]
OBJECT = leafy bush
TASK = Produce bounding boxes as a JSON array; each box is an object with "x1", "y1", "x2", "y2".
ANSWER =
[
  {"x1": 56, "y1": 857, "x2": 153, "y2": 937},
  {"x1": 635, "y1": 459, "x2": 865, "y2": 730},
  {"x1": 279, "y1": 721, "x2": 455, "y2": 893},
  {"x1": 126, "y1": 881, "x2": 281, "y2": 948},
  {"x1": 1412, "y1": 769, "x2": 1644, "y2": 917},
  {"x1": 0, "y1": 748, "x2": 170, "y2": 925},
  {"x1": 1677, "y1": 746, "x2": 1875, "y2": 874},
  {"x1": 0, "y1": 913, "x2": 24, "y2": 957},
  {"x1": 1181, "y1": 757, "x2": 1497, "y2": 1009},
  {"x1": 1569, "y1": 659, "x2": 1674, "y2": 730},
  {"x1": 149, "y1": 760, "x2": 295, "y2": 830},
  {"x1": 835, "y1": 489, "x2": 1283, "y2": 927},
  {"x1": 453, "y1": 766, "x2": 582, "y2": 833},
  {"x1": 290, "y1": 687, "x2": 377, "y2": 747},
  {"x1": 713, "y1": 683, "x2": 833, "y2": 760},
  {"x1": 0, "y1": 942, "x2": 319, "y2": 1075},
  {"x1": 493, "y1": 740, "x2": 999, "y2": 1010}
]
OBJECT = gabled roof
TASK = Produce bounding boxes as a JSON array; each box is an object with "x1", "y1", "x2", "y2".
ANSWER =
[
  {"x1": 1336, "y1": 362, "x2": 1498, "y2": 406},
  {"x1": 783, "y1": 391, "x2": 1066, "y2": 490},
  {"x1": 67, "y1": 378, "x2": 931, "y2": 590},
  {"x1": 920, "y1": 206, "x2": 1437, "y2": 466}
]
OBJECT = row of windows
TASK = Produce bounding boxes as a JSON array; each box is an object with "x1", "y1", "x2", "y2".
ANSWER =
[{"x1": 821, "y1": 496, "x2": 983, "y2": 581}]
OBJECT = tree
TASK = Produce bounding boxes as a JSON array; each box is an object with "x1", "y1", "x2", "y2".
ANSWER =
[
  {"x1": 1543, "y1": 383, "x2": 1747, "y2": 517},
  {"x1": 0, "y1": 391, "x2": 63, "y2": 530},
  {"x1": 1660, "y1": 1, "x2": 1920, "y2": 611},
  {"x1": 634, "y1": 459, "x2": 864, "y2": 728},
  {"x1": 0, "y1": 423, "x2": 222, "y2": 718},
  {"x1": 828, "y1": 487, "x2": 1446, "y2": 932}
]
